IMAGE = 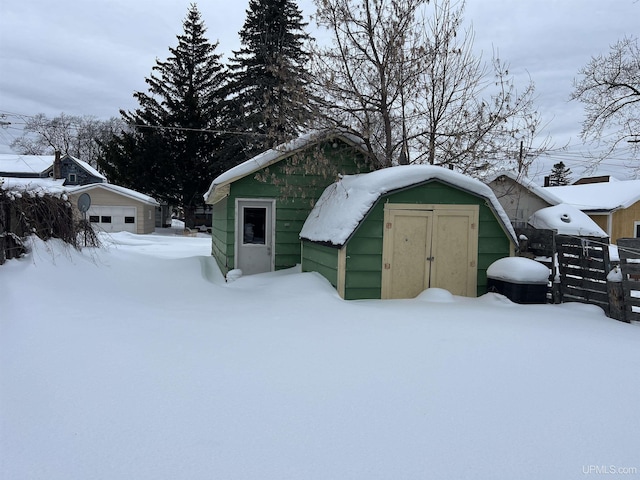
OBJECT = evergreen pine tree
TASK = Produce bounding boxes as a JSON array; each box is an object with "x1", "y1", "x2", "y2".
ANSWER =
[
  {"x1": 548, "y1": 161, "x2": 572, "y2": 186},
  {"x1": 98, "y1": 4, "x2": 228, "y2": 227},
  {"x1": 224, "y1": 0, "x2": 316, "y2": 159}
]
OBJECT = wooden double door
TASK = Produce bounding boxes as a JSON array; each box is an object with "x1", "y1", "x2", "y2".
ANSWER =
[{"x1": 381, "y1": 204, "x2": 479, "y2": 299}]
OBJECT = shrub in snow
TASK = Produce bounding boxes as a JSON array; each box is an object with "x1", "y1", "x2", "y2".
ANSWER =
[{"x1": 0, "y1": 185, "x2": 99, "y2": 265}]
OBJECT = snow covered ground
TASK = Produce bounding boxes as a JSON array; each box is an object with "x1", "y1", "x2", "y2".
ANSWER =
[{"x1": 2, "y1": 231, "x2": 639, "y2": 479}]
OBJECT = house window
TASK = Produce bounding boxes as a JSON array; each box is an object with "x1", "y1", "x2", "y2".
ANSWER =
[
  {"x1": 101, "y1": 216, "x2": 112, "y2": 223},
  {"x1": 125, "y1": 217, "x2": 135, "y2": 224},
  {"x1": 635, "y1": 221, "x2": 640, "y2": 238},
  {"x1": 89, "y1": 215, "x2": 99, "y2": 223},
  {"x1": 242, "y1": 207, "x2": 266, "y2": 244},
  {"x1": 68, "y1": 173, "x2": 77, "y2": 183}
]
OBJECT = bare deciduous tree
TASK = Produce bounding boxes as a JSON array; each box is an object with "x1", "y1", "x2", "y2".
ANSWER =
[
  {"x1": 312, "y1": 0, "x2": 549, "y2": 175},
  {"x1": 312, "y1": 0, "x2": 428, "y2": 167},
  {"x1": 571, "y1": 35, "x2": 640, "y2": 163},
  {"x1": 414, "y1": 1, "x2": 547, "y2": 175},
  {"x1": 10, "y1": 113, "x2": 124, "y2": 167}
]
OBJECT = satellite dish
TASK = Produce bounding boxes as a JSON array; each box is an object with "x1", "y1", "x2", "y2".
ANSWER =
[{"x1": 77, "y1": 193, "x2": 91, "y2": 213}]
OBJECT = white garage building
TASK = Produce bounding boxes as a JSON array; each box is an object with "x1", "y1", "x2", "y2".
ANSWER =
[{"x1": 68, "y1": 183, "x2": 159, "y2": 234}]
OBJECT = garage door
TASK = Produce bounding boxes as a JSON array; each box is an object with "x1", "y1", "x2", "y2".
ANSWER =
[{"x1": 88, "y1": 206, "x2": 137, "y2": 233}]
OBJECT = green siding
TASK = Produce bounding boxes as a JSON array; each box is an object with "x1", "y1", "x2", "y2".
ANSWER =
[
  {"x1": 301, "y1": 242, "x2": 339, "y2": 287},
  {"x1": 345, "y1": 254, "x2": 382, "y2": 271},
  {"x1": 339, "y1": 180, "x2": 514, "y2": 300},
  {"x1": 213, "y1": 138, "x2": 371, "y2": 274},
  {"x1": 211, "y1": 198, "x2": 231, "y2": 275}
]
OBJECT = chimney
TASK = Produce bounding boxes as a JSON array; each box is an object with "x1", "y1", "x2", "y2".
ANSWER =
[{"x1": 53, "y1": 151, "x2": 62, "y2": 180}]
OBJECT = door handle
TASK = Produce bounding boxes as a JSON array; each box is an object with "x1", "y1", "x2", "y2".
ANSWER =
[{"x1": 426, "y1": 256, "x2": 434, "y2": 261}]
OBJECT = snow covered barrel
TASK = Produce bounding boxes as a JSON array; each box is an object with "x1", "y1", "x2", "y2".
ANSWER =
[{"x1": 486, "y1": 257, "x2": 550, "y2": 304}]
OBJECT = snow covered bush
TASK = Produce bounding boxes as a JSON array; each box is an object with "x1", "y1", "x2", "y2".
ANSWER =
[{"x1": 0, "y1": 185, "x2": 99, "y2": 264}]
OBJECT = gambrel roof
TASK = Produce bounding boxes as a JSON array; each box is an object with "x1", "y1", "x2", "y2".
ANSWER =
[{"x1": 301, "y1": 165, "x2": 517, "y2": 247}]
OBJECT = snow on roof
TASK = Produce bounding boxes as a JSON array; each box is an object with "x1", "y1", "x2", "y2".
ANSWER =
[
  {"x1": 0, "y1": 154, "x2": 53, "y2": 175},
  {"x1": 0, "y1": 153, "x2": 108, "y2": 182},
  {"x1": 543, "y1": 179, "x2": 640, "y2": 211},
  {"x1": 300, "y1": 165, "x2": 517, "y2": 246},
  {"x1": 486, "y1": 169, "x2": 562, "y2": 205},
  {"x1": 1, "y1": 177, "x2": 67, "y2": 196},
  {"x1": 2, "y1": 177, "x2": 157, "y2": 205},
  {"x1": 68, "y1": 155, "x2": 108, "y2": 182},
  {"x1": 203, "y1": 129, "x2": 366, "y2": 204},
  {"x1": 528, "y1": 203, "x2": 608, "y2": 237},
  {"x1": 67, "y1": 183, "x2": 159, "y2": 206}
]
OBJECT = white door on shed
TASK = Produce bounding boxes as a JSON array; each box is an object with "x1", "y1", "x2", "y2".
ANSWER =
[
  {"x1": 88, "y1": 206, "x2": 137, "y2": 233},
  {"x1": 235, "y1": 199, "x2": 275, "y2": 275}
]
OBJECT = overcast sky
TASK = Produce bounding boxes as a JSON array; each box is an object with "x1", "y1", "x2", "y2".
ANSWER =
[{"x1": 0, "y1": 0, "x2": 638, "y2": 180}]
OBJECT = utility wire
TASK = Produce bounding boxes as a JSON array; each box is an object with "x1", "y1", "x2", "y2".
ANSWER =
[{"x1": 132, "y1": 124, "x2": 267, "y2": 136}]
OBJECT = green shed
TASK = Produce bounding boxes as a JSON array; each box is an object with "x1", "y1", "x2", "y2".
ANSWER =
[
  {"x1": 203, "y1": 130, "x2": 372, "y2": 277},
  {"x1": 300, "y1": 165, "x2": 517, "y2": 300}
]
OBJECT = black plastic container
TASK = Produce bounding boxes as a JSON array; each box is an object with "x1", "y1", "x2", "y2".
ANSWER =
[{"x1": 486, "y1": 278, "x2": 548, "y2": 304}]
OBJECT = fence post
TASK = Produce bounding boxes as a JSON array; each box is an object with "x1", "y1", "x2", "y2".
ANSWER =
[
  {"x1": 0, "y1": 197, "x2": 5, "y2": 265},
  {"x1": 617, "y1": 238, "x2": 640, "y2": 323},
  {"x1": 607, "y1": 280, "x2": 626, "y2": 322},
  {"x1": 552, "y1": 277, "x2": 562, "y2": 304}
]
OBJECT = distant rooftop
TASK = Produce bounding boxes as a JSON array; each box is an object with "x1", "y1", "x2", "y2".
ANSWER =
[{"x1": 544, "y1": 179, "x2": 640, "y2": 211}]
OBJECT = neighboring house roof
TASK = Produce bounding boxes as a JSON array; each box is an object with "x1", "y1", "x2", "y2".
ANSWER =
[
  {"x1": 204, "y1": 129, "x2": 367, "y2": 204},
  {"x1": 68, "y1": 156, "x2": 108, "y2": 182},
  {"x1": 0, "y1": 153, "x2": 108, "y2": 182},
  {"x1": 572, "y1": 175, "x2": 619, "y2": 185},
  {"x1": 0, "y1": 154, "x2": 53, "y2": 176},
  {"x1": 486, "y1": 169, "x2": 562, "y2": 205},
  {"x1": 300, "y1": 164, "x2": 517, "y2": 247},
  {"x1": 68, "y1": 183, "x2": 159, "y2": 206},
  {"x1": 543, "y1": 179, "x2": 640, "y2": 212},
  {"x1": 528, "y1": 204, "x2": 608, "y2": 237}
]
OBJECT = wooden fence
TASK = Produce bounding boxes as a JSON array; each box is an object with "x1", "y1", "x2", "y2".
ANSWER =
[
  {"x1": 515, "y1": 230, "x2": 640, "y2": 323},
  {"x1": 555, "y1": 235, "x2": 612, "y2": 316},
  {"x1": 617, "y1": 238, "x2": 640, "y2": 323},
  {"x1": 515, "y1": 228, "x2": 557, "y2": 302},
  {"x1": 515, "y1": 227, "x2": 555, "y2": 259}
]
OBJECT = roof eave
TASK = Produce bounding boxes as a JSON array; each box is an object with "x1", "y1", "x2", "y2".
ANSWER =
[
  {"x1": 206, "y1": 184, "x2": 230, "y2": 205},
  {"x1": 68, "y1": 183, "x2": 159, "y2": 206}
]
